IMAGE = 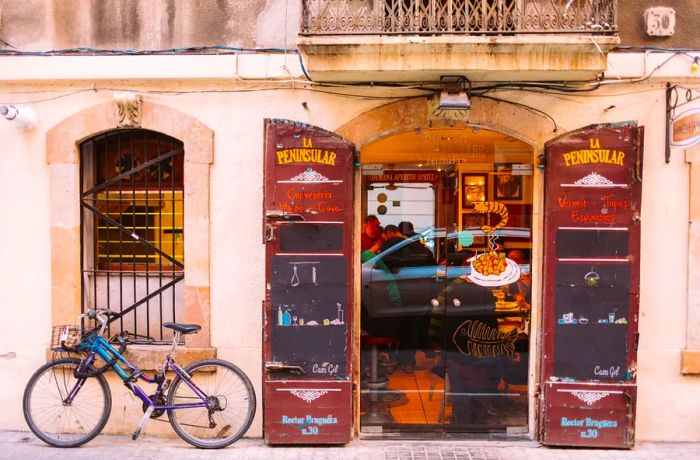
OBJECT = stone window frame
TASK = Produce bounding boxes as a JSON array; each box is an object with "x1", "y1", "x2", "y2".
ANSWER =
[
  {"x1": 682, "y1": 145, "x2": 700, "y2": 374},
  {"x1": 47, "y1": 101, "x2": 214, "y2": 356}
]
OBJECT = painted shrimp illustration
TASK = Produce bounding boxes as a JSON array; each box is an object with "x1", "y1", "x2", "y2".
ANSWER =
[{"x1": 470, "y1": 201, "x2": 509, "y2": 234}]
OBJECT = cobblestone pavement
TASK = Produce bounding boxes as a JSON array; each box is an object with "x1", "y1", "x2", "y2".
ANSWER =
[{"x1": 2, "y1": 431, "x2": 700, "y2": 460}]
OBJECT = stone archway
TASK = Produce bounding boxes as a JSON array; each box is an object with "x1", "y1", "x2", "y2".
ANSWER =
[
  {"x1": 339, "y1": 95, "x2": 552, "y2": 436},
  {"x1": 336, "y1": 96, "x2": 556, "y2": 150},
  {"x1": 46, "y1": 101, "x2": 213, "y2": 348}
]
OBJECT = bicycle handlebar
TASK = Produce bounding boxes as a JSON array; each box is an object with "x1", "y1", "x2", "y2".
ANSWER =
[{"x1": 81, "y1": 309, "x2": 118, "y2": 338}]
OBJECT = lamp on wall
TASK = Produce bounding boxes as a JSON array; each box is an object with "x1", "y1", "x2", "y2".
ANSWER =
[
  {"x1": 430, "y1": 76, "x2": 471, "y2": 121},
  {"x1": 437, "y1": 88, "x2": 470, "y2": 111},
  {"x1": 0, "y1": 104, "x2": 38, "y2": 129}
]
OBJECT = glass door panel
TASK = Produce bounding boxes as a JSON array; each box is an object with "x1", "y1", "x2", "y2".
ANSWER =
[
  {"x1": 360, "y1": 173, "x2": 448, "y2": 431},
  {"x1": 442, "y1": 170, "x2": 532, "y2": 432},
  {"x1": 360, "y1": 164, "x2": 532, "y2": 434}
]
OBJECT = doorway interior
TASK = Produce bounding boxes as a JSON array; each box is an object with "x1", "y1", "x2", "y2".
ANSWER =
[{"x1": 359, "y1": 127, "x2": 534, "y2": 435}]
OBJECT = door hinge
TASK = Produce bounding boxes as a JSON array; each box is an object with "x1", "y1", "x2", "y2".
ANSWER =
[{"x1": 265, "y1": 223, "x2": 276, "y2": 243}]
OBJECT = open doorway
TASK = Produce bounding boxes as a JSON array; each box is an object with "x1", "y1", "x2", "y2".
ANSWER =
[{"x1": 359, "y1": 127, "x2": 534, "y2": 435}]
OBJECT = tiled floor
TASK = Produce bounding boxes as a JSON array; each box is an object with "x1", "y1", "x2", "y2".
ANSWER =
[
  {"x1": 385, "y1": 359, "x2": 445, "y2": 425},
  {"x1": 362, "y1": 351, "x2": 527, "y2": 429}
]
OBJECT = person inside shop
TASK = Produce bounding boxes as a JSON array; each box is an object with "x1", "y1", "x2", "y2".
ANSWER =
[
  {"x1": 360, "y1": 217, "x2": 400, "y2": 385},
  {"x1": 398, "y1": 221, "x2": 417, "y2": 238},
  {"x1": 382, "y1": 221, "x2": 435, "y2": 268},
  {"x1": 361, "y1": 214, "x2": 385, "y2": 253},
  {"x1": 371, "y1": 224, "x2": 435, "y2": 373},
  {"x1": 506, "y1": 249, "x2": 531, "y2": 305},
  {"x1": 377, "y1": 224, "x2": 408, "y2": 270}
]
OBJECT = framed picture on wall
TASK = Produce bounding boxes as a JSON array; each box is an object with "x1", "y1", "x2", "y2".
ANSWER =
[
  {"x1": 461, "y1": 212, "x2": 486, "y2": 229},
  {"x1": 461, "y1": 173, "x2": 488, "y2": 207},
  {"x1": 493, "y1": 163, "x2": 523, "y2": 201}
]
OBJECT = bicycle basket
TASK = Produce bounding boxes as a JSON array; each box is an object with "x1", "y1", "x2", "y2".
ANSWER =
[{"x1": 50, "y1": 325, "x2": 83, "y2": 351}]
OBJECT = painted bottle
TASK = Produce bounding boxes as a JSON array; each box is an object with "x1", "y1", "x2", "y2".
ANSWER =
[
  {"x1": 282, "y1": 309, "x2": 292, "y2": 326},
  {"x1": 277, "y1": 306, "x2": 284, "y2": 326}
]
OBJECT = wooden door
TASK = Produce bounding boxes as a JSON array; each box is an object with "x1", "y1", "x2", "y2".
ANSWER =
[
  {"x1": 262, "y1": 119, "x2": 356, "y2": 444},
  {"x1": 540, "y1": 123, "x2": 644, "y2": 448}
]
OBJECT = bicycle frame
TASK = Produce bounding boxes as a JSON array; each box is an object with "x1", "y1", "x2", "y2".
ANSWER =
[{"x1": 70, "y1": 333, "x2": 211, "y2": 412}]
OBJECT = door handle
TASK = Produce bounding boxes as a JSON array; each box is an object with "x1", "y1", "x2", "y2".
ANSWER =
[
  {"x1": 266, "y1": 211, "x2": 305, "y2": 222},
  {"x1": 265, "y1": 362, "x2": 305, "y2": 376}
]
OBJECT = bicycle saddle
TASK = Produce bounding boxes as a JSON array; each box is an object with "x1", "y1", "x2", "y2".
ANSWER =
[{"x1": 163, "y1": 322, "x2": 201, "y2": 334}]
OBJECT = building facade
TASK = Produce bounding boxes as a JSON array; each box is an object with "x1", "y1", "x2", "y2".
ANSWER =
[{"x1": 0, "y1": 0, "x2": 699, "y2": 445}]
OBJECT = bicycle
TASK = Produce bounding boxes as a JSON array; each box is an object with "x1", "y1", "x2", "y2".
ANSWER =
[{"x1": 23, "y1": 309, "x2": 256, "y2": 449}]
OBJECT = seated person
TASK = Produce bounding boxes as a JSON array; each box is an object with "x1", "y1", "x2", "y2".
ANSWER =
[
  {"x1": 361, "y1": 214, "x2": 385, "y2": 253},
  {"x1": 506, "y1": 249, "x2": 531, "y2": 305}
]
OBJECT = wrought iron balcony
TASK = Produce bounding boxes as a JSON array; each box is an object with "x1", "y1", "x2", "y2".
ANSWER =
[{"x1": 301, "y1": 0, "x2": 617, "y2": 35}]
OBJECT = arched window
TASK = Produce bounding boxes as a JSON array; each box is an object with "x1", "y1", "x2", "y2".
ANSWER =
[{"x1": 80, "y1": 129, "x2": 185, "y2": 342}]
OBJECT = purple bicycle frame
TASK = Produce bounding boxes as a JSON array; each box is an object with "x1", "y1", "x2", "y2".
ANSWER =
[{"x1": 67, "y1": 335, "x2": 210, "y2": 411}]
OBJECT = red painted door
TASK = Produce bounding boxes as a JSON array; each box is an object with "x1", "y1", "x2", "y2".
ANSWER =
[
  {"x1": 540, "y1": 123, "x2": 644, "y2": 448},
  {"x1": 262, "y1": 119, "x2": 355, "y2": 444}
]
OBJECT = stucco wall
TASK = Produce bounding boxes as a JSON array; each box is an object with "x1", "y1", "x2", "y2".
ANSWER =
[
  {"x1": 0, "y1": 55, "x2": 699, "y2": 441},
  {"x1": 3, "y1": 1, "x2": 700, "y2": 53},
  {"x1": 0, "y1": 0, "x2": 301, "y2": 50}
]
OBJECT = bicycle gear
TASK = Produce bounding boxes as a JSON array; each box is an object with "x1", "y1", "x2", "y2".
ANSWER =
[{"x1": 143, "y1": 393, "x2": 166, "y2": 418}]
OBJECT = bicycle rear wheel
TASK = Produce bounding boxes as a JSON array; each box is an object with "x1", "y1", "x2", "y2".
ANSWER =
[
  {"x1": 167, "y1": 358, "x2": 256, "y2": 449},
  {"x1": 23, "y1": 357, "x2": 112, "y2": 447}
]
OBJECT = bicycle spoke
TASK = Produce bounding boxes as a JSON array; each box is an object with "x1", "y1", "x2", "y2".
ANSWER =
[
  {"x1": 24, "y1": 358, "x2": 111, "y2": 447},
  {"x1": 167, "y1": 360, "x2": 255, "y2": 448}
]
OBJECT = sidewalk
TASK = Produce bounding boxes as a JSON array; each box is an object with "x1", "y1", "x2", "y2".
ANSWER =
[{"x1": 2, "y1": 431, "x2": 700, "y2": 460}]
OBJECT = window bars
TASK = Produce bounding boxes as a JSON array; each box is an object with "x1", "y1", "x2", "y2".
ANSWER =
[{"x1": 80, "y1": 130, "x2": 185, "y2": 343}]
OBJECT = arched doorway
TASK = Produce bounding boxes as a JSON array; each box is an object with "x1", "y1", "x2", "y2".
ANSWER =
[{"x1": 358, "y1": 125, "x2": 535, "y2": 435}]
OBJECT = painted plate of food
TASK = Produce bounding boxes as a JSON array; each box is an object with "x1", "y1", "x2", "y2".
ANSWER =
[{"x1": 467, "y1": 251, "x2": 521, "y2": 287}]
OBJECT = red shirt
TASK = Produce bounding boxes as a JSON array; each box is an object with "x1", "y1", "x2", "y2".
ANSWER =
[{"x1": 361, "y1": 232, "x2": 383, "y2": 251}]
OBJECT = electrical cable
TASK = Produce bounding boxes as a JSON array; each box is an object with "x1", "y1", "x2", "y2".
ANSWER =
[{"x1": 475, "y1": 94, "x2": 559, "y2": 132}]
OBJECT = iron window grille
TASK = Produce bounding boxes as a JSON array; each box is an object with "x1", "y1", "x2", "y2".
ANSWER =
[{"x1": 80, "y1": 129, "x2": 185, "y2": 343}]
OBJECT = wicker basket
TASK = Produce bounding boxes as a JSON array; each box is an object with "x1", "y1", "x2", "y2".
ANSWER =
[{"x1": 50, "y1": 325, "x2": 83, "y2": 351}]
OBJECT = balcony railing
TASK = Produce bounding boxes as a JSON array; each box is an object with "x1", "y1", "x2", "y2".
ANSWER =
[{"x1": 301, "y1": 0, "x2": 617, "y2": 35}]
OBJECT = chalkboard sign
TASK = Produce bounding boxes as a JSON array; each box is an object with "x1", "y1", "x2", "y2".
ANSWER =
[
  {"x1": 279, "y1": 224, "x2": 344, "y2": 253},
  {"x1": 555, "y1": 230, "x2": 630, "y2": 258},
  {"x1": 553, "y1": 262, "x2": 630, "y2": 380},
  {"x1": 541, "y1": 123, "x2": 643, "y2": 448},
  {"x1": 269, "y1": 255, "x2": 348, "y2": 378}
]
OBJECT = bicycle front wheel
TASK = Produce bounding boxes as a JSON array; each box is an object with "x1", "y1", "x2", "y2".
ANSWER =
[
  {"x1": 167, "y1": 359, "x2": 256, "y2": 449},
  {"x1": 23, "y1": 357, "x2": 112, "y2": 447}
]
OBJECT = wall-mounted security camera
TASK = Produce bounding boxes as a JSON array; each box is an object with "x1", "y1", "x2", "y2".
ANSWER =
[{"x1": 0, "y1": 104, "x2": 38, "y2": 129}]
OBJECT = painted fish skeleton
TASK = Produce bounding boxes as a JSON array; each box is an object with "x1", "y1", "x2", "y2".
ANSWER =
[{"x1": 452, "y1": 319, "x2": 517, "y2": 359}]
